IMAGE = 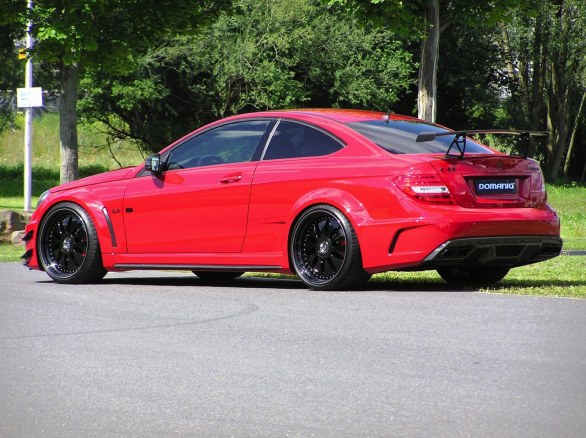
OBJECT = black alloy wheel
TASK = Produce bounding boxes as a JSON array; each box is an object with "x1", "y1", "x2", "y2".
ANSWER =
[
  {"x1": 290, "y1": 205, "x2": 370, "y2": 290},
  {"x1": 38, "y1": 202, "x2": 107, "y2": 284}
]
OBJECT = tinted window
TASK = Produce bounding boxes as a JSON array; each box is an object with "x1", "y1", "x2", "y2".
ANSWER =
[
  {"x1": 347, "y1": 120, "x2": 493, "y2": 155},
  {"x1": 166, "y1": 120, "x2": 271, "y2": 170},
  {"x1": 263, "y1": 121, "x2": 343, "y2": 160}
]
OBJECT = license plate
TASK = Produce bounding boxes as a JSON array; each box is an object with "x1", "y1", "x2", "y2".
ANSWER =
[{"x1": 475, "y1": 178, "x2": 517, "y2": 195}]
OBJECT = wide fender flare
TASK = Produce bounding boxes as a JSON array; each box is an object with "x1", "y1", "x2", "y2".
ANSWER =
[
  {"x1": 39, "y1": 189, "x2": 116, "y2": 254},
  {"x1": 287, "y1": 187, "x2": 373, "y2": 249}
]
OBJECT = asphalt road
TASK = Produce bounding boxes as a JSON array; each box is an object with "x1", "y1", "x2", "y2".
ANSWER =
[{"x1": 1, "y1": 263, "x2": 585, "y2": 438}]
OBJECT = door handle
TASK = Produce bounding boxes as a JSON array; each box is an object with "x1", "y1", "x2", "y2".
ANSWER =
[{"x1": 219, "y1": 174, "x2": 243, "y2": 184}]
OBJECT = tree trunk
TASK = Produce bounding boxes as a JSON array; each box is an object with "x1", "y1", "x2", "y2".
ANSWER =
[
  {"x1": 545, "y1": 2, "x2": 575, "y2": 182},
  {"x1": 417, "y1": 0, "x2": 439, "y2": 123},
  {"x1": 499, "y1": 25, "x2": 527, "y2": 129},
  {"x1": 563, "y1": 89, "x2": 586, "y2": 178},
  {"x1": 545, "y1": 63, "x2": 570, "y2": 182},
  {"x1": 59, "y1": 63, "x2": 80, "y2": 183},
  {"x1": 500, "y1": 25, "x2": 523, "y2": 123},
  {"x1": 529, "y1": 9, "x2": 545, "y2": 157}
]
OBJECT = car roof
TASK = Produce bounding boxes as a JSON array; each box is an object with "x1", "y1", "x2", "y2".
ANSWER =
[{"x1": 235, "y1": 109, "x2": 422, "y2": 124}]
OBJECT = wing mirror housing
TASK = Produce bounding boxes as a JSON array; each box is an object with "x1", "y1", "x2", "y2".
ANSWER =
[{"x1": 145, "y1": 154, "x2": 163, "y2": 174}]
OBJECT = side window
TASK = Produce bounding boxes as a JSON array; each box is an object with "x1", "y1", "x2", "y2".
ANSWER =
[
  {"x1": 166, "y1": 120, "x2": 271, "y2": 170},
  {"x1": 263, "y1": 121, "x2": 344, "y2": 160}
]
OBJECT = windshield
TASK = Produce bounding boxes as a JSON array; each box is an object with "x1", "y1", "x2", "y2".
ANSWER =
[{"x1": 347, "y1": 120, "x2": 494, "y2": 155}]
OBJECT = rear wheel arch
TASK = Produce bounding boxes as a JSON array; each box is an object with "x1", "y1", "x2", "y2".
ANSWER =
[
  {"x1": 284, "y1": 189, "x2": 372, "y2": 274},
  {"x1": 288, "y1": 203, "x2": 371, "y2": 290},
  {"x1": 289, "y1": 188, "x2": 372, "y2": 233}
]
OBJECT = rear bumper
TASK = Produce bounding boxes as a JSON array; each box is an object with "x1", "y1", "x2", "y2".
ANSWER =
[
  {"x1": 420, "y1": 235, "x2": 563, "y2": 269},
  {"x1": 358, "y1": 203, "x2": 561, "y2": 273}
]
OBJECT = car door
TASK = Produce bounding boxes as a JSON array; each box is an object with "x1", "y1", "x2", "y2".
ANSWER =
[
  {"x1": 123, "y1": 120, "x2": 272, "y2": 254},
  {"x1": 245, "y1": 120, "x2": 346, "y2": 254}
]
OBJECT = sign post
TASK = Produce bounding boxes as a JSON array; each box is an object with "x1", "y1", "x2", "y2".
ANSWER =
[{"x1": 19, "y1": 0, "x2": 35, "y2": 212}]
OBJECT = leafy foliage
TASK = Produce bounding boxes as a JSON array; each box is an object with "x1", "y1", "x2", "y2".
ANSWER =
[
  {"x1": 499, "y1": 0, "x2": 586, "y2": 181},
  {"x1": 80, "y1": 0, "x2": 415, "y2": 151},
  {"x1": 0, "y1": 0, "x2": 229, "y2": 182},
  {"x1": 0, "y1": 15, "x2": 22, "y2": 133},
  {"x1": 436, "y1": 22, "x2": 507, "y2": 130},
  {"x1": 0, "y1": 0, "x2": 226, "y2": 71},
  {"x1": 1, "y1": 0, "x2": 584, "y2": 181}
]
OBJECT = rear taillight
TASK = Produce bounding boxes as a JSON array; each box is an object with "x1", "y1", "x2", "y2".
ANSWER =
[{"x1": 394, "y1": 174, "x2": 455, "y2": 204}]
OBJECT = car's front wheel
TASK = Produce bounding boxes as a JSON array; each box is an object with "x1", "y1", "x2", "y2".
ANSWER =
[
  {"x1": 38, "y1": 202, "x2": 107, "y2": 284},
  {"x1": 290, "y1": 205, "x2": 370, "y2": 290},
  {"x1": 437, "y1": 266, "x2": 510, "y2": 287}
]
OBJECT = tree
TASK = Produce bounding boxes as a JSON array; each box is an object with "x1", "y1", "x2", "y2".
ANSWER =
[
  {"x1": 500, "y1": 0, "x2": 586, "y2": 181},
  {"x1": 0, "y1": 0, "x2": 226, "y2": 183},
  {"x1": 330, "y1": 0, "x2": 527, "y2": 123},
  {"x1": 418, "y1": 0, "x2": 439, "y2": 122},
  {"x1": 79, "y1": 0, "x2": 415, "y2": 152},
  {"x1": 436, "y1": 18, "x2": 507, "y2": 130},
  {"x1": 0, "y1": 6, "x2": 24, "y2": 133},
  {"x1": 543, "y1": 0, "x2": 586, "y2": 181}
]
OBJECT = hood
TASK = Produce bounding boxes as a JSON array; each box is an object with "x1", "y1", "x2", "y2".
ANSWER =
[{"x1": 51, "y1": 167, "x2": 137, "y2": 192}]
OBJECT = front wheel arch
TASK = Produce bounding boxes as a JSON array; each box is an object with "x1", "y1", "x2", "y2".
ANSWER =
[{"x1": 37, "y1": 201, "x2": 107, "y2": 284}]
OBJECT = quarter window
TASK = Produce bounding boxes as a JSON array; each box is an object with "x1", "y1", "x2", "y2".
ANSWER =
[
  {"x1": 166, "y1": 120, "x2": 271, "y2": 170},
  {"x1": 263, "y1": 121, "x2": 343, "y2": 160}
]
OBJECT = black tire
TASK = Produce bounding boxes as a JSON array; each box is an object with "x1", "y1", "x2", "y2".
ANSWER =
[
  {"x1": 290, "y1": 204, "x2": 371, "y2": 291},
  {"x1": 193, "y1": 271, "x2": 244, "y2": 281},
  {"x1": 37, "y1": 202, "x2": 107, "y2": 284},
  {"x1": 437, "y1": 266, "x2": 510, "y2": 287}
]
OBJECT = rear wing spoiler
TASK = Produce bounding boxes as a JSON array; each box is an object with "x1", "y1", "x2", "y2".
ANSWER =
[{"x1": 416, "y1": 130, "x2": 548, "y2": 159}]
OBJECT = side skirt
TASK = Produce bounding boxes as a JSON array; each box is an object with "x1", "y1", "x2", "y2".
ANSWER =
[{"x1": 113, "y1": 264, "x2": 281, "y2": 272}]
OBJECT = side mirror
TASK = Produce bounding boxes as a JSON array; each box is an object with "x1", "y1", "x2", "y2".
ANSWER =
[{"x1": 145, "y1": 154, "x2": 162, "y2": 174}]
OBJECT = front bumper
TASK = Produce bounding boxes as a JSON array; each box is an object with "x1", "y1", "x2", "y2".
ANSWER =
[{"x1": 22, "y1": 221, "x2": 39, "y2": 269}]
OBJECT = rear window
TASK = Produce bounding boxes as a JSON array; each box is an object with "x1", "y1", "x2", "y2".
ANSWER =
[{"x1": 347, "y1": 120, "x2": 493, "y2": 155}]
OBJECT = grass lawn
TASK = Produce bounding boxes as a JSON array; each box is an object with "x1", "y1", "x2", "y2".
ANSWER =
[
  {"x1": 0, "y1": 243, "x2": 24, "y2": 262},
  {"x1": 0, "y1": 113, "x2": 144, "y2": 170},
  {"x1": 546, "y1": 183, "x2": 586, "y2": 250},
  {"x1": 371, "y1": 255, "x2": 586, "y2": 298}
]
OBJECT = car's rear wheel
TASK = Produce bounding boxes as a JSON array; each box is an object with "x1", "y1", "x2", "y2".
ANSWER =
[
  {"x1": 290, "y1": 205, "x2": 370, "y2": 291},
  {"x1": 38, "y1": 202, "x2": 107, "y2": 284},
  {"x1": 193, "y1": 271, "x2": 244, "y2": 281},
  {"x1": 437, "y1": 266, "x2": 510, "y2": 287}
]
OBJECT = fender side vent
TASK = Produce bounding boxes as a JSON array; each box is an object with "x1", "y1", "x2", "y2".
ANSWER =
[{"x1": 21, "y1": 249, "x2": 33, "y2": 266}]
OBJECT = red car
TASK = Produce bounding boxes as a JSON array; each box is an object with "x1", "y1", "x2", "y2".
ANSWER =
[{"x1": 22, "y1": 109, "x2": 562, "y2": 290}]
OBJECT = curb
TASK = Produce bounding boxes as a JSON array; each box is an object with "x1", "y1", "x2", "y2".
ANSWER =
[{"x1": 561, "y1": 250, "x2": 586, "y2": 256}]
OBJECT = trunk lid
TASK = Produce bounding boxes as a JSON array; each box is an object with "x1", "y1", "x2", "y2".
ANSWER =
[{"x1": 426, "y1": 154, "x2": 546, "y2": 208}]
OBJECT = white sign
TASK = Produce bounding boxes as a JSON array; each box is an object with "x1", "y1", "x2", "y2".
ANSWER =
[{"x1": 17, "y1": 87, "x2": 43, "y2": 108}]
